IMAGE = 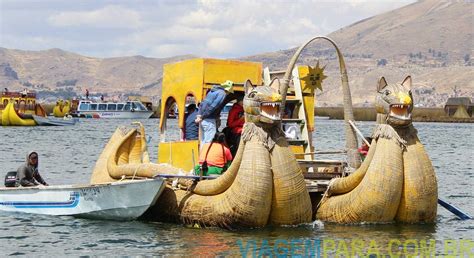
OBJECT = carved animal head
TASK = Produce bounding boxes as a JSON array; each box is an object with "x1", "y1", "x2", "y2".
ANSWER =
[
  {"x1": 243, "y1": 79, "x2": 282, "y2": 125},
  {"x1": 375, "y1": 76, "x2": 413, "y2": 126}
]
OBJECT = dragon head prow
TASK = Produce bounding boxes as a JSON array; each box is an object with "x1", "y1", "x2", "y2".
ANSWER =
[
  {"x1": 243, "y1": 79, "x2": 283, "y2": 125},
  {"x1": 375, "y1": 76, "x2": 414, "y2": 127}
]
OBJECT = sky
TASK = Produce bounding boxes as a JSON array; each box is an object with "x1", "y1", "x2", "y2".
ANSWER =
[{"x1": 0, "y1": 0, "x2": 415, "y2": 59}]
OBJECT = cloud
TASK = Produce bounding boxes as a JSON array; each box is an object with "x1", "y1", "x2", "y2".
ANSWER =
[
  {"x1": 47, "y1": 5, "x2": 143, "y2": 29},
  {"x1": 115, "y1": 1, "x2": 329, "y2": 57},
  {"x1": 177, "y1": 9, "x2": 218, "y2": 28},
  {"x1": 343, "y1": 0, "x2": 414, "y2": 14},
  {"x1": 1, "y1": 0, "x2": 416, "y2": 58},
  {"x1": 150, "y1": 44, "x2": 194, "y2": 58},
  {"x1": 206, "y1": 37, "x2": 235, "y2": 55}
]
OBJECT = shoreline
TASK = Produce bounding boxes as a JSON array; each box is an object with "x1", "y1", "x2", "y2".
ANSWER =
[
  {"x1": 41, "y1": 103, "x2": 473, "y2": 123},
  {"x1": 315, "y1": 107, "x2": 474, "y2": 123}
]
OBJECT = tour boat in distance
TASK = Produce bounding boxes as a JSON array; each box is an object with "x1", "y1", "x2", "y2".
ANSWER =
[{"x1": 72, "y1": 100, "x2": 154, "y2": 119}]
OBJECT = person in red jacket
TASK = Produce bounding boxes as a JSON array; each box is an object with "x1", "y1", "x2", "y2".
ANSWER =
[{"x1": 226, "y1": 95, "x2": 244, "y2": 155}]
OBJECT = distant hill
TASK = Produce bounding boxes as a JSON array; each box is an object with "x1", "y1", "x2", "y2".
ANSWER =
[
  {"x1": 243, "y1": 0, "x2": 474, "y2": 106},
  {"x1": 0, "y1": 0, "x2": 472, "y2": 106},
  {"x1": 0, "y1": 47, "x2": 193, "y2": 102}
]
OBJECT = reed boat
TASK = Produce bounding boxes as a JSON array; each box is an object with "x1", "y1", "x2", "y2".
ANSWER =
[
  {"x1": 89, "y1": 36, "x2": 438, "y2": 228},
  {"x1": 0, "y1": 178, "x2": 165, "y2": 220},
  {"x1": 52, "y1": 99, "x2": 71, "y2": 117},
  {"x1": 2, "y1": 102, "x2": 76, "y2": 126},
  {"x1": 1, "y1": 102, "x2": 46, "y2": 126},
  {"x1": 90, "y1": 57, "x2": 342, "y2": 227},
  {"x1": 1, "y1": 91, "x2": 47, "y2": 126}
]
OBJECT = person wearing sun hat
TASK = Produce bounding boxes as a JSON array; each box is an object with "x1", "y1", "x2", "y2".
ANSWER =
[{"x1": 195, "y1": 80, "x2": 234, "y2": 146}]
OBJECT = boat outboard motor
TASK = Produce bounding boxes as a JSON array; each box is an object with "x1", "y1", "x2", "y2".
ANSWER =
[{"x1": 4, "y1": 171, "x2": 17, "y2": 187}]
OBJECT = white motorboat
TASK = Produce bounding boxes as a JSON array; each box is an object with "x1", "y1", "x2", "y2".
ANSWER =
[
  {"x1": 32, "y1": 115, "x2": 78, "y2": 126},
  {"x1": 0, "y1": 178, "x2": 165, "y2": 220},
  {"x1": 73, "y1": 100, "x2": 154, "y2": 119}
]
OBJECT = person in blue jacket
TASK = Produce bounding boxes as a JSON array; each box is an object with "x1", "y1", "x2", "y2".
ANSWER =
[{"x1": 195, "y1": 80, "x2": 234, "y2": 146}]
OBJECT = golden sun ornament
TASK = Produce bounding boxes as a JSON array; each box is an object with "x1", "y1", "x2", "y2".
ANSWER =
[{"x1": 301, "y1": 61, "x2": 327, "y2": 91}]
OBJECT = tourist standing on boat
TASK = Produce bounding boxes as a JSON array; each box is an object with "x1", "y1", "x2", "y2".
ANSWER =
[
  {"x1": 195, "y1": 80, "x2": 234, "y2": 146},
  {"x1": 16, "y1": 151, "x2": 48, "y2": 187},
  {"x1": 195, "y1": 132, "x2": 233, "y2": 176},
  {"x1": 226, "y1": 95, "x2": 244, "y2": 156},
  {"x1": 85, "y1": 89, "x2": 89, "y2": 99},
  {"x1": 185, "y1": 104, "x2": 199, "y2": 140}
]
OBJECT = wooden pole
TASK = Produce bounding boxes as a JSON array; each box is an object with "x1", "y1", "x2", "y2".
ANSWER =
[
  {"x1": 348, "y1": 120, "x2": 370, "y2": 147},
  {"x1": 438, "y1": 198, "x2": 472, "y2": 220},
  {"x1": 301, "y1": 150, "x2": 347, "y2": 155}
]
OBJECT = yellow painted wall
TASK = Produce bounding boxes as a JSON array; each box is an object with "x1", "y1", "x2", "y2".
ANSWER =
[
  {"x1": 158, "y1": 140, "x2": 199, "y2": 171},
  {"x1": 203, "y1": 59, "x2": 262, "y2": 86},
  {"x1": 160, "y1": 58, "x2": 204, "y2": 130},
  {"x1": 160, "y1": 58, "x2": 263, "y2": 130}
]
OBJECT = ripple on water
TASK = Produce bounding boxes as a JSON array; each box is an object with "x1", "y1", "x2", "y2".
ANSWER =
[
  {"x1": 40, "y1": 240, "x2": 62, "y2": 244},
  {"x1": 448, "y1": 194, "x2": 473, "y2": 198},
  {"x1": 9, "y1": 252, "x2": 26, "y2": 256},
  {"x1": 0, "y1": 236, "x2": 29, "y2": 240},
  {"x1": 82, "y1": 243, "x2": 98, "y2": 248}
]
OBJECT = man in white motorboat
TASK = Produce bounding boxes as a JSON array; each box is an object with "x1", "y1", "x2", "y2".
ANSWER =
[{"x1": 16, "y1": 151, "x2": 48, "y2": 187}]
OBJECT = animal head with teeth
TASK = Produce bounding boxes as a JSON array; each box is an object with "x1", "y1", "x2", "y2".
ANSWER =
[
  {"x1": 243, "y1": 79, "x2": 282, "y2": 125},
  {"x1": 375, "y1": 76, "x2": 414, "y2": 126}
]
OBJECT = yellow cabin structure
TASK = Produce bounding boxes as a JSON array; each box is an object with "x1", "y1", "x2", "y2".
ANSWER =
[
  {"x1": 158, "y1": 58, "x2": 262, "y2": 171},
  {"x1": 158, "y1": 58, "x2": 323, "y2": 172}
]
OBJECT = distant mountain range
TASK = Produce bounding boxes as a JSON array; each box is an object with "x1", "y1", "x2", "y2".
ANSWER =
[{"x1": 1, "y1": 0, "x2": 472, "y2": 106}]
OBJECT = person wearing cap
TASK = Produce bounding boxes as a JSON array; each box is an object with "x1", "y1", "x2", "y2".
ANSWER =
[
  {"x1": 195, "y1": 80, "x2": 234, "y2": 146},
  {"x1": 16, "y1": 151, "x2": 48, "y2": 187}
]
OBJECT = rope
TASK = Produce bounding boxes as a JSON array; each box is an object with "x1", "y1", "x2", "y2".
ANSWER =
[
  {"x1": 131, "y1": 164, "x2": 143, "y2": 181},
  {"x1": 316, "y1": 178, "x2": 335, "y2": 210}
]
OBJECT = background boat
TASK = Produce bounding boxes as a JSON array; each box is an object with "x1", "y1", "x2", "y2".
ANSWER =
[
  {"x1": 1, "y1": 91, "x2": 47, "y2": 126},
  {"x1": 32, "y1": 115, "x2": 77, "y2": 126},
  {"x1": 71, "y1": 100, "x2": 153, "y2": 119}
]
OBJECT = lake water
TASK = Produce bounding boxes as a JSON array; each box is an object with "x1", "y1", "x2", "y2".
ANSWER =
[{"x1": 0, "y1": 119, "x2": 472, "y2": 256}]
